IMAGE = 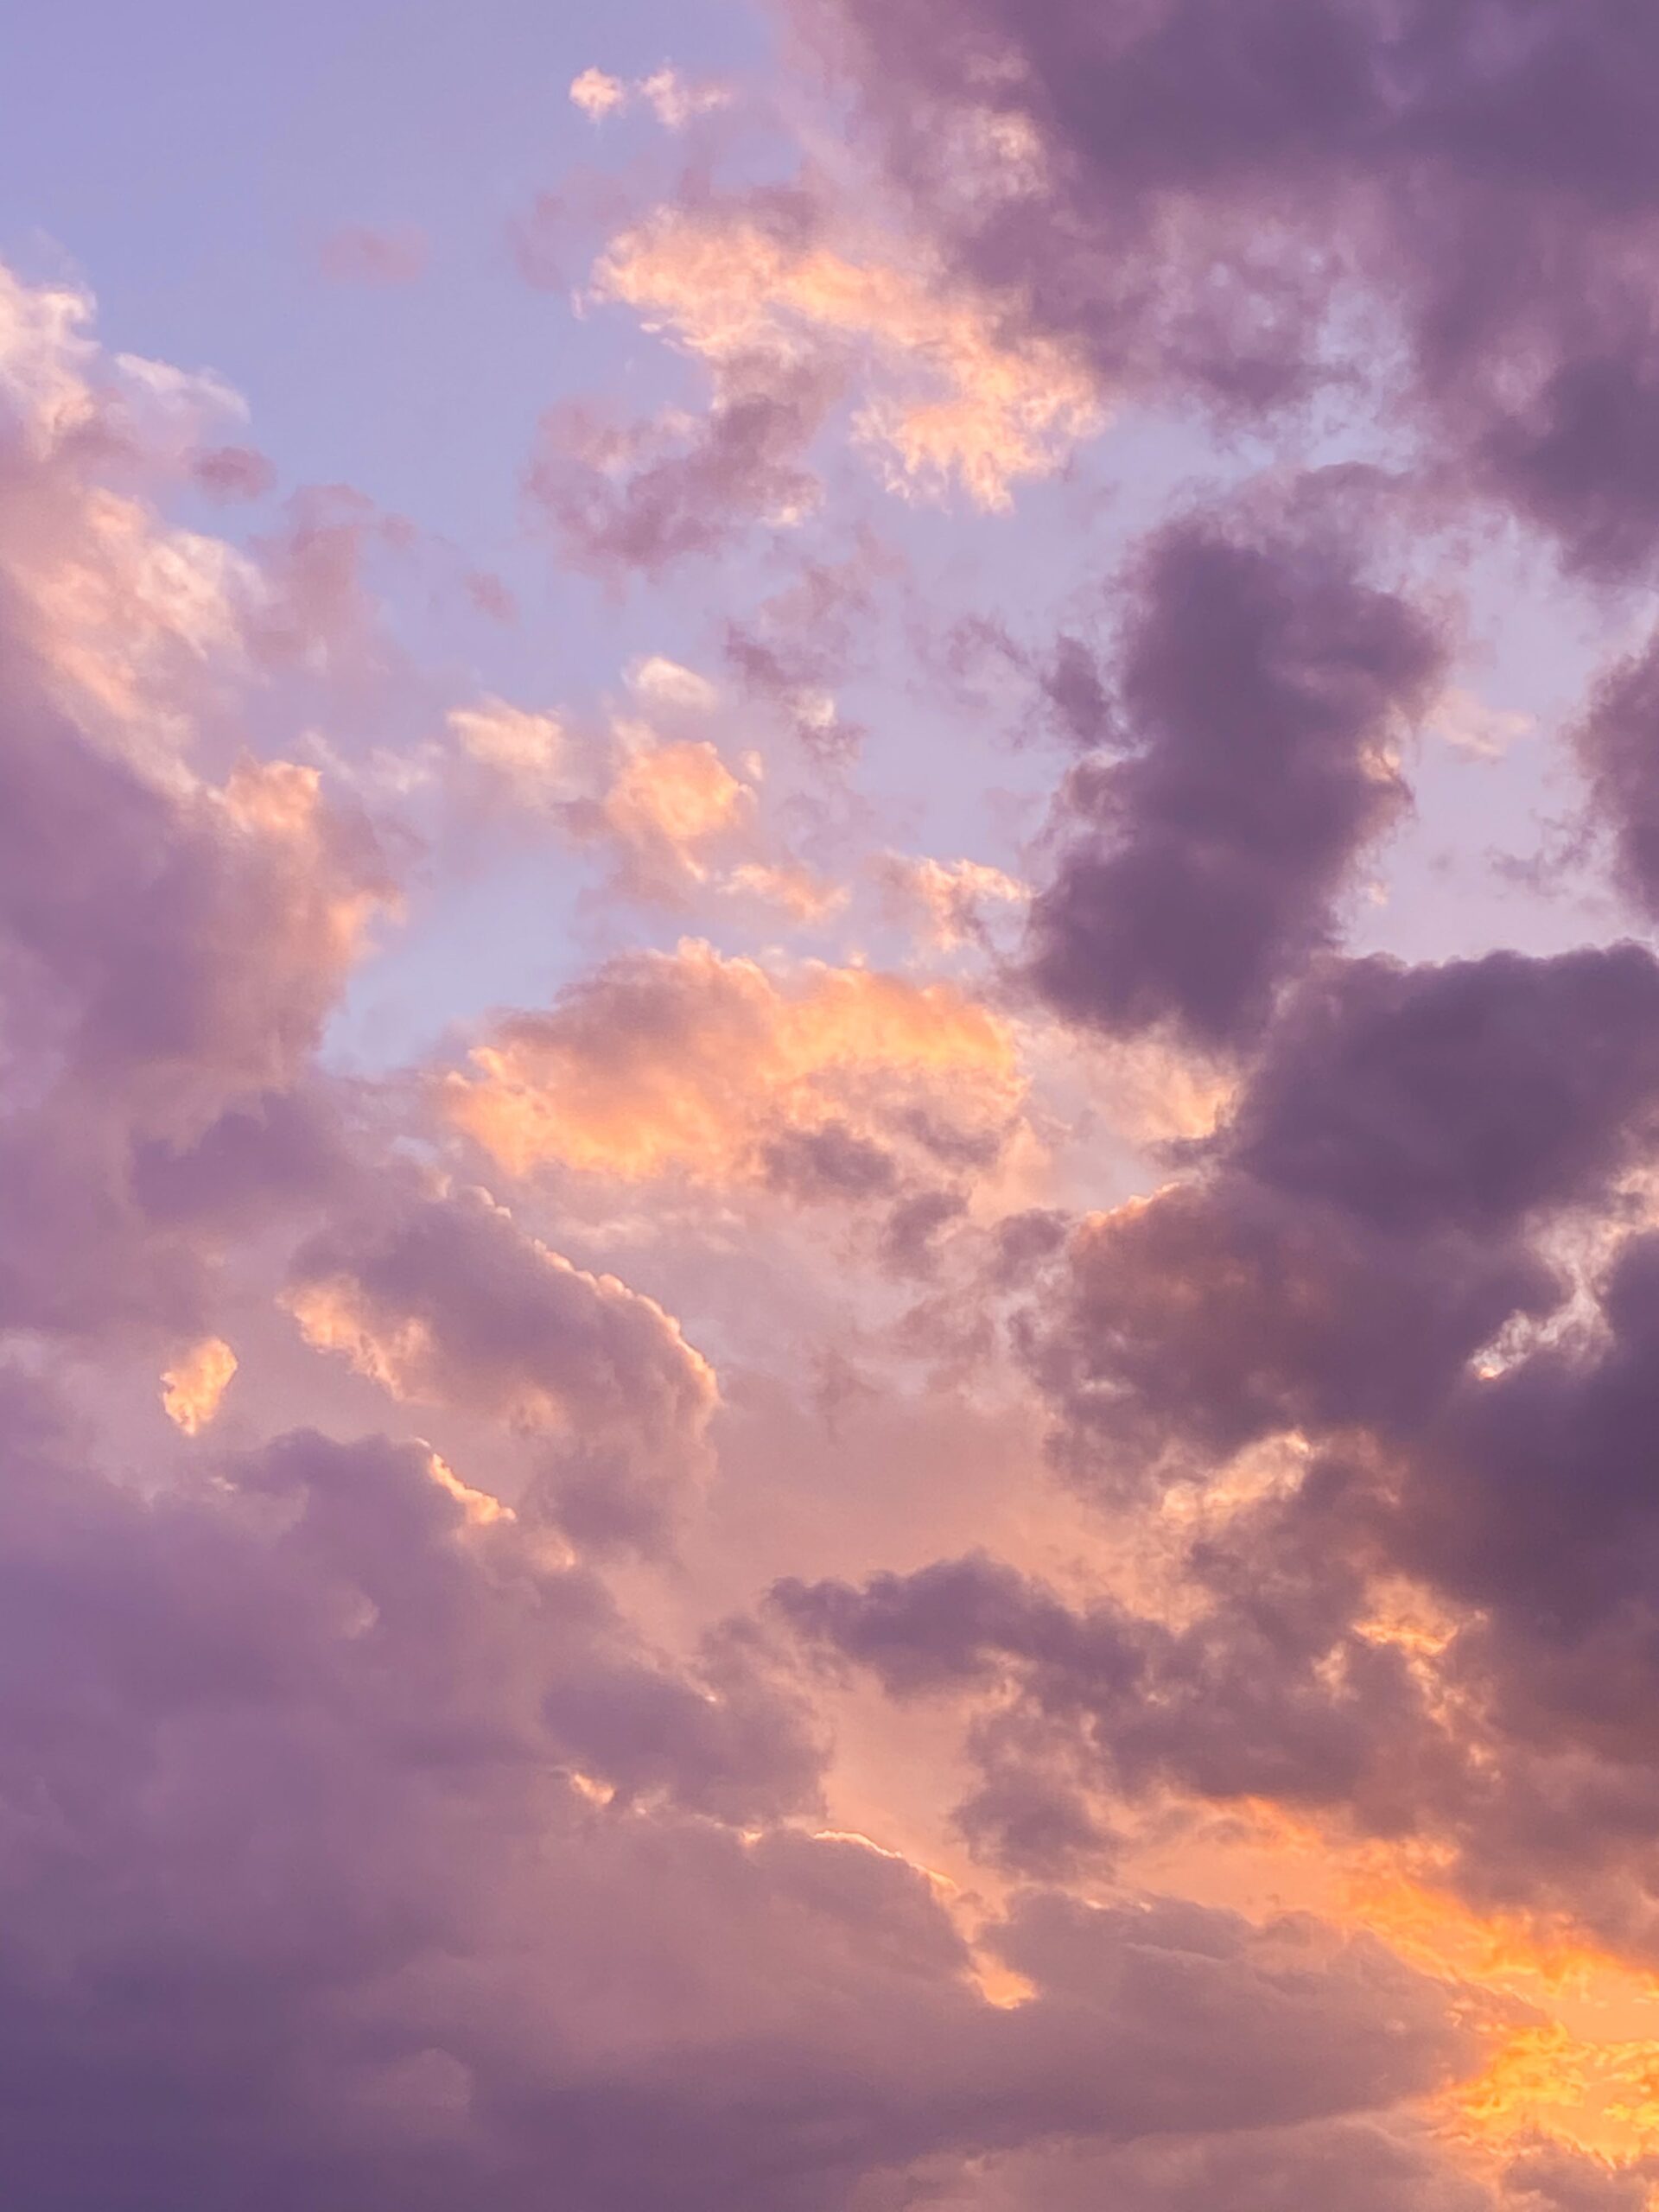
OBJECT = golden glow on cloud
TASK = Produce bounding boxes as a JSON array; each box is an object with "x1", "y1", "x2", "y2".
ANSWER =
[
  {"x1": 449, "y1": 696, "x2": 569, "y2": 798},
  {"x1": 879, "y1": 852, "x2": 1028, "y2": 950},
  {"x1": 1137, "y1": 1791, "x2": 1659, "y2": 2166},
  {"x1": 724, "y1": 859, "x2": 849, "y2": 923},
  {"x1": 449, "y1": 938, "x2": 1026, "y2": 1185},
  {"x1": 594, "y1": 204, "x2": 1104, "y2": 509},
  {"x1": 0, "y1": 263, "x2": 256, "y2": 767},
  {"x1": 286, "y1": 1236, "x2": 718, "y2": 1434},
  {"x1": 286, "y1": 1279, "x2": 435, "y2": 1401},
  {"x1": 11, "y1": 41, "x2": 1658, "y2": 2193},
  {"x1": 425, "y1": 1450, "x2": 515, "y2": 1528},
  {"x1": 601, "y1": 736, "x2": 752, "y2": 876},
  {"x1": 447, "y1": 673, "x2": 843, "y2": 917},
  {"x1": 160, "y1": 1336, "x2": 238, "y2": 1435}
]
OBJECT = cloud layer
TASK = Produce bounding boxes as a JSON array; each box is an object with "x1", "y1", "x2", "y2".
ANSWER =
[{"x1": 8, "y1": 8, "x2": 1659, "y2": 2207}]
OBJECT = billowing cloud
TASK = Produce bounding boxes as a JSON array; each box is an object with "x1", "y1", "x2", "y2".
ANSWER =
[
  {"x1": 0, "y1": 265, "x2": 392, "y2": 1345},
  {"x1": 16, "y1": 8, "x2": 1659, "y2": 2198},
  {"x1": 591, "y1": 198, "x2": 1103, "y2": 511},
  {"x1": 445, "y1": 678, "x2": 842, "y2": 917},
  {"x1": 782, "y1": 936, "x2": 1659, "y2": 1964},
  {"x1": 0, "y1": 1382, "x2": 1496, "y2": 2205},
  {"x1": 161, "y1": 1335, "x2": 238, "y2": 1434},
  {"x1": 528, "y1": 167, "x2": 1105, "y2": 575},
  {"x1": 783, "y1": 0, "x2": 1659, "y2": 579},
  {"x1": 285, "y1": 1185, "x2": 718, "y2": 1548},
  {"x1": 1026, "y1": 492, "x2": 1446, "y2": 1050},
  {"x1": 448, "y1": 937, "x2": 1027, "y2": 1192}
]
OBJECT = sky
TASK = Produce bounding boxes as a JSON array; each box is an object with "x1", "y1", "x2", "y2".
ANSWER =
[{"x1": 10, "y1": 3, "x2": 1659, "y2": 2208}]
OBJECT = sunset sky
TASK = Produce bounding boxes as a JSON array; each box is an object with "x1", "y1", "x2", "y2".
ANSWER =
[{"x1": 10, "y1": 4, "x2": 1659, "y2": 2208}]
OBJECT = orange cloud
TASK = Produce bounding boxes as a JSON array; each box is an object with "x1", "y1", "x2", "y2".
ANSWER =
[
  {"x1": 1135, "y1": 1789, "x2": 1659, "y2": 2168},
  {"x1": 0, "y1": 264, "x2": 255, "y2": 765},
  {"x1": 601, "y1": 735, "x2": 753, "y2": 882},
  {"x1": 593, "y1": 202, "x2": 1104, "y2": 510},
  {"x1": 449, "y1": 696, "x2": 569, "y2": 800},
  {"x1": 877, "y1": 852, "x2": 1027, "y2": 950},
  {"x1": 160, "y1": 1336, "x2": 238, "y2": 1435},
  {"x1": 446, "y1": 663, "x2": 844, "y2": 912},
  {"x1": 447, "y1": 938, "x2": 1026, "y2": 1187}
]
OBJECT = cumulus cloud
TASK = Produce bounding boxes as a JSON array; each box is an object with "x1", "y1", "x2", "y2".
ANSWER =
[
  {"x1": 783, "y1": 0, "x2": 1659, "y2": 579},
  {"x1": 161, "y1": 1335, "x2": 238, "y2": 1435},
  {"x1": 285, "y1": 1185, "x2": 719, "y2": 1548},
  {"x1": 447, "y1": 937, "x2": 1027, "y2": 1192},
  {"x1": 590, "y1": 198, "x2": 1103, "y2": 512},
  {"x1": 877, "y1": 853, "x2": 1027, "y2": 951},
  {"x1": 1025, "y1": 491, "x2": 1446, "y2": 1050},
  {"x1": 782, "y1": 934, "x2": 1659, "y2": 1956},
  {"x1": 445, "y1": 674, "x2": 840, "y2": 917},
  {"x1": 528, "y1": 171, "x2": 1104, "y2": 575},
  {"x1": 0, "y1": 269, "x2": 394, "y2": 1346},
  {"x1": 18, "y1": 8, "x2": 1659, "y2": 2195},
  {"x1": 0, "y1": 1369, "x2": 1505, "y2": 2205}
]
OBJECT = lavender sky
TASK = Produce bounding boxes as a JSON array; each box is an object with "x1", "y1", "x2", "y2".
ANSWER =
[{"x1": 10, "y1": 3, "x2": 1659, "y2": 2208}]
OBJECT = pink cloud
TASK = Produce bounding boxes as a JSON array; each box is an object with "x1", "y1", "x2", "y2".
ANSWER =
[{"x1": 318, "y1": 223, "x2": 429, "y2": 287}]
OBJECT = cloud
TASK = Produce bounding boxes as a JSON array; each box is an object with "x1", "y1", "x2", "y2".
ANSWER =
[
  {"x1": 1025, "y1": 489, "x2": 1446, "y2": 1050},
  {"x1": 877, "y1": 853, "x2": 1027, "y2": 951},
  {"x1": 1576, "y1": 631, "x2": 1659, "y2": 920},
  {"x1": 721, "y1": 539, "x2": 889, "y2": 765},
  {"x1": 447, "y1": 937, "x2": 1026, "y2": 1192},
  {"x1": 591, "y1": 194, "x2": 1103, "y2": 512},
  {"x1": 527, "y1": 359, "x2": 836, "y2": 579},
  {"x1": 193, "y1": 444, "x2": 277, "y2": 503},
  {"x1": 285, "y1": 1185, "x2": 719, "y2": 1548},
  {"x1": 569, "y1": 66, "x2": 630, "y2": 120},
  {"x1": 569, "y1": 65, "x2": 733, "y2": 127},
  {"x1": 0, "y1": 266, "x2": 393, "y2": 1346},
  {"x1": 781, "y1": 932, "x2": 1659, "y2": 1955},
  {"x1": 16, "y1": 28, "x2": 1659, "y2": 2196},
  {"x1": 957, "y1": 2117, "x2": 1525, "y2": 2212},
  {"x1": 525, "y1": 152, "x2": 1109, "y2": 579},
  {"x1": 1430, "y1": 688, "x2": 1535, "y2": 763},
  {"x1": 782, "y1": 0, "x2": 1659, "y2": 579},
  {"x1": 318, "y1": 226, "x2": 429, "y2": 287},
  {"x1": 0, "y1": 1352, "x2": 1508, "y2": 2208},
  {"x1": 448, "y1": 696, "x2": 569, "y2": 800},
  {"x1": 1224, "y1": 945, "x2": 1659, "y2": 1235},
  {"x1": 161, "y1": 1336, "x2": 238, "y2": 1435},
  {"x1": 444, "y1": 677, "x2": 842, "y2": 917}
]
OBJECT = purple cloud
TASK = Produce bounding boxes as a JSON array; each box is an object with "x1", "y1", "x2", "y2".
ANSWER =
[{"x1": 1026, "y1": 491, "x2": 1445, "y2": 1048}]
